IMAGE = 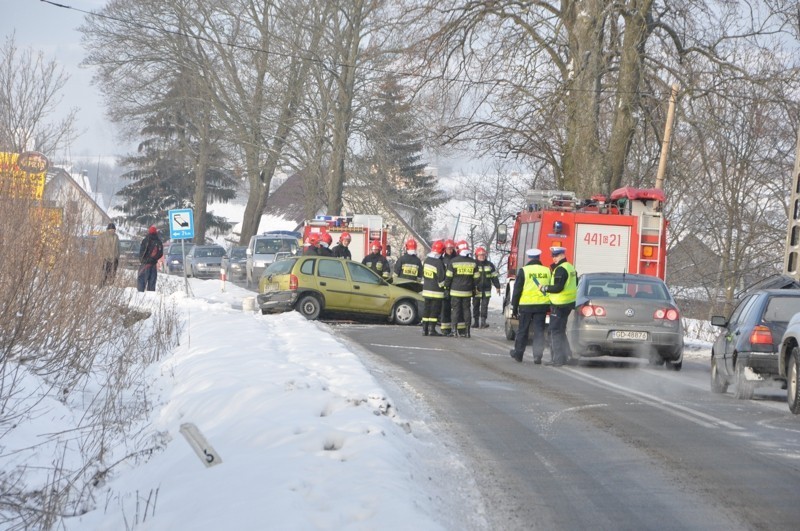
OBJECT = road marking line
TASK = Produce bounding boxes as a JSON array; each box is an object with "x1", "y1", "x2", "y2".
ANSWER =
[
  {"x1": 369, "y1": 343, "x2": 447, "y2": 352},
  {"x1": 566, "y1": 369, "x2": 743, "y2": 431}
]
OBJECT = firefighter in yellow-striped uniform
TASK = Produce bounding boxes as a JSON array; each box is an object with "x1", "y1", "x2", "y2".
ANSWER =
[
  {"x1": 439, "y1": 239, "x2": 457, "y2": 336},
  {"x1": 540, "y1": 246, "x2": 577, "y2": 366},
  {"x1": 421, "y1": 240, "x2": 447, "y2": 336},
  {"x1": 445, "y1": 240, "x2": 480, "y2": 338},
  {"x1": 472, "y1": 246, "x2": 501, "y2": 329},
  {"x1": 509, "y1": 248, "x2": 551, "y2": 363}
]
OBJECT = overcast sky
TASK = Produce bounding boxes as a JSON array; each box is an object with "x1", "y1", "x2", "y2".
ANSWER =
[
  {"x1": 4, "y1": 0, "x2": 495, "y2": 173},
  {"x1": 4, "y1": 0, "x2": 125, "y2": 158}
]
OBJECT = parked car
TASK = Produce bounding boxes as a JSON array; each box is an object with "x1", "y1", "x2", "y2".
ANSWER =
[
  {"x1": 118, "y1": 239, "x2": 140, "y2": 270},
  {"x1": 225, "y1": 246, "x2": 248, "y2": 281},
  {"x1": 780, "y1": 312, "x2": 800, "y2": 414},
  {"x1": 710, "y1": 289, "x2": 800, "y2": 400},
  {"x1": 566, "y1": 272, "x2": 684, "y2": 370},
  {"x1": 246, "y1": 233, "x2": 299, "y2": 287},
  {"x1": 257, "y1": 256, "x2": 422, "y2": 325},
  {"x1": 161, "y1": 241, "x2": 194, "y2": 274},
  {"x1": 185, "y1": 244, "x2": 226, "y2": 279}
]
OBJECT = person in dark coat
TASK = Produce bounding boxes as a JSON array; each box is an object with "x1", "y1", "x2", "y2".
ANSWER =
[
  {"x1": 472, "y1": 246, "x2": 501, "y2": 328},
  {"x1": 394, "y1": 239, "x2": 423, "y2": 283},
  {"x1": 445, "y1": 241, "x2": 479, "y2": 338},
  {"x1": 421, "y1": 240, "x2": 447, "y2": 336},
  {"x1": 508, "y1": 248, "x2": 551, "y2": 363},
  {"x1": 541, "y1": 246, "x2": 577, "y2": 366},
  {"x1": 137, "y1": 225, "x2": 163, "y2": 292},
  {"x1": 362, "y1": 241, "x2": 391, "y2": 281},
  {"x1": 332, "y1": 232, "x2": 352, "y2": 259},
  {"x1": 439, "y1": 239, "x2": 457, "y2": 336}
]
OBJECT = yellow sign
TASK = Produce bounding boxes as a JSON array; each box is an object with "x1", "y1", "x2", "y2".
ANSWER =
[{"x1": 0, "y1": 151, "x2": 49, "y2": 200}]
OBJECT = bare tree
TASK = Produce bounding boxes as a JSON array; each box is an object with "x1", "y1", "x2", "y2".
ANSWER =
[
  {"x1": 409, "y1": 1, "x2": 798, "y2": 197},
  {"x1": 0, "y1": 33, "x2": 76, "y2": 154}
]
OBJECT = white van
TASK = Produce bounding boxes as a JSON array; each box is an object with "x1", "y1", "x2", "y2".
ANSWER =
[{"x1": 246, "y1": 233, "x2": 299, "y2": 286}]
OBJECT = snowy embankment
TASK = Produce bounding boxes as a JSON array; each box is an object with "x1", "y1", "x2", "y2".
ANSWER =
[
  {"x1": 51, "y1": 277, "x2": 482, "y2": 530},
  {"x1": 6, "y1": 272, "x2": 713, "y2": 529}
]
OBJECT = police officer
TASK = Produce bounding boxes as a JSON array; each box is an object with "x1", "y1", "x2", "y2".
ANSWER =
[
  {"x1": 332, "y1": 232, "x2": 352, "y2": 259},
  {"x1": 362, "y1": 240, "x2": 391, "y2": 281},
  {"x1": 541, "y1": 246, "x2": 577, "y2": 366},
  {"x1": 445, "y1": 240, "x2": 479, "y2": 338},
  {"x1": 508, "y1": 248, "x2": 551, "y2": 363},
  {"x1": 394, "y1": 239, "x2": 423, "y2": 283},
  {"x1": 421, "y1": 240, "x2": 447, "y2": 336},
  {"x1": 472, "y1": 246, "x2": 501, "y2": 328},
  {"x1": 439, "y1": 239, "x2": 457, "y2": 336}
]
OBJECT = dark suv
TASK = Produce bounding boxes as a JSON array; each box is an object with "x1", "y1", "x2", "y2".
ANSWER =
[{"x1": 710, "y1": 289, "x2": 800, "y2": 399}]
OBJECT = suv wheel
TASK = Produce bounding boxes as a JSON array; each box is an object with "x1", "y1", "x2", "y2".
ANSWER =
[
  {"x1": 710, "y1": 354, "x2": 728, "y2": 393},
  {"x1": 393, "y1": 300, "x2": 418, "y2": 326},
  {"x1": 733, "y1": 362, "x2": 754, "y2": 400},
  {"x1": 296, "y1": 294, "x2": 322, "y2": 320},
  {"x1": 789, "y1": 347, "x2": 800, "y2": 414}
]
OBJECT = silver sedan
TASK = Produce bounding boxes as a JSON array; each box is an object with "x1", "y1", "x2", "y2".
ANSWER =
[{"x1": 566, "y1": 272, "x2": 683, "y2": 370}]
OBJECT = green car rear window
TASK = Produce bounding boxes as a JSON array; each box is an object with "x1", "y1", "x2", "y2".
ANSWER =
[{"x1": 265, "y1": 258, "x2": 297, "y2": 275}]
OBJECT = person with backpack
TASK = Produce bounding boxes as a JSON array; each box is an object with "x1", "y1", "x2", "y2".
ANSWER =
[{"x1": 137, "y1": 225, "x2": 164, "y2": 292}]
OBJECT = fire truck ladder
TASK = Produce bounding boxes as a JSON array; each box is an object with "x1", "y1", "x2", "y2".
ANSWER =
[{"x1": 637, "y1": 211, "x2": 664, "y2": 275}]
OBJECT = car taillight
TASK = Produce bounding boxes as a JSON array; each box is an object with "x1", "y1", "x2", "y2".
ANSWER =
[
  {"x1": 289, "y1": 274, "x2": 298, "y2": 290},
  {"x1": 749, "y1": 325, "x2": 773, "y2": 345},
  {"x1": 580, "y1": 304, "x2": 606, "y2": 317},
  {"x1": 654, "y1": 308, "x2": 679, "y2": 321}
]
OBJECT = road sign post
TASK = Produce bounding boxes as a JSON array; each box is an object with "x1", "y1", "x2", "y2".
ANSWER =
[{"x1": 168, "y1": 208, "x2": 195, "y2": 241}]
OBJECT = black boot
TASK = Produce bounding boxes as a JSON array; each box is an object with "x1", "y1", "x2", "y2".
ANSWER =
[
  {"x1": 422, "y1": 322, "x2": 429, "y2": 336},
  {"x1": 429, "y1": 326, "x2": 441, "y2": 336},
  {"x1": 480, "y1": 318, "x2": 489, "y2": 329},
  {"x1": 473, "y1": 318, "x2": 480, "y2": 329}
]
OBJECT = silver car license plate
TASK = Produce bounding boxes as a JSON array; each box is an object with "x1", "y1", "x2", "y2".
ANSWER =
[{"x1": 612, "y1": 330, "x2": 648, "y2": 340}]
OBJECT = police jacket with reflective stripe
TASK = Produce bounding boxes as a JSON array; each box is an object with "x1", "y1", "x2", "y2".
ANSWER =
[
  {"x1": 511, "y1": 259, "x2": 551, "y2": 312},
  {"x1": 548, "y1": 260, "x2": 577, "y2": 305}
]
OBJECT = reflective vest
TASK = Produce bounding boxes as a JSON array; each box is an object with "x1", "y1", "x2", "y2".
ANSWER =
[
  {"x1": 519, "y1": 264, "x2": 551, "y2": 305},
  {"x1": 549, "y1": 262, "x2": 577, "y2": 305}
]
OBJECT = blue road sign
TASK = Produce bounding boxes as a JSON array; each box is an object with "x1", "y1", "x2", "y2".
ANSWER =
[{"x1": 169, "y1": 208, "x2": 195, "y2": 240}]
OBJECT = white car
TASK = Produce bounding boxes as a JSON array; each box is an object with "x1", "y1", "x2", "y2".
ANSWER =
[{"x1": 779, "y1": 312, "x2": 800, "y2": 414}]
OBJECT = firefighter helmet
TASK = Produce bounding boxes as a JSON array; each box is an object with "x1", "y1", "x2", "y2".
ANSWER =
[
  {"x1": 431, "y1": 240, "x2": 445, "y2": 254},
  {"x1": 457, "y1": 240, "x2": 470, "y2": 252},
  {"x1": 321, "y1": 232, "x2": 333, "y2": 245},
  {"x1": 370, "y1": 240, "x2": 382, "y2": 252},
  {"x1": 405, "y1": 239, "x2": 417, "y2": 251},
  {"x1": 308, "y1": 233, "x2": 320, "y2": 245},
  {"x1": 339, "y1": 231, "x2": 351, "y2": 242},
  {"x1": 475, "y1": 246, "x2": 487, "y2": 256},
  {"x1": 444, "y1": 239, "x2": 456, "y2": 250}
]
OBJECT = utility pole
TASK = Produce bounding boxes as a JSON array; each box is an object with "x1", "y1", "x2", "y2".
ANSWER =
[
  {"x1": 783, "y1": 126, "x2": 800, "y2": 281},
  {"x1": 654, "y1": 84, "x2": 679, "y2": 191}
]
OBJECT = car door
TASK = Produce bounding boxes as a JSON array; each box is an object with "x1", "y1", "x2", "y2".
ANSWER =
[
  {"x1": 316, "y1": 259, "x2": 351, "y2": 311},
  {"x1": 346, "y1": 261, "x2": 392, "y2": 315},
  {"x1": 721, "y1": 295, "x2": 760, "y2": 376}
]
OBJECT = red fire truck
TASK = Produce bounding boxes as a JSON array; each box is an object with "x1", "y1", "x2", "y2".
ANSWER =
[
  {"x1": 302, "y1": 214, "x2": 390, "y2": 263},
  {"x1": 499, "y1": 186, "x2": 668, "y2": 339}
]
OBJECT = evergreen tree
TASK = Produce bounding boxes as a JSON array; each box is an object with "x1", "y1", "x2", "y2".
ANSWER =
[
  {"x1": 367, "y1": 76, "x2": 445, "y2": 238},
  {"x1": 115, "y1": 92, "x2": 236, "y2": 237}
]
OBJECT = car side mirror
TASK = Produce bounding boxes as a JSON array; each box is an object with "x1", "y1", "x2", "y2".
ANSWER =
[
  {"x1": 246, "y1": 248, "x2": 252, "y2": 256},
  {"x1": 497, "y1": 224, "x2": 508, "y2": 244},
  {"x1": 710, "y1": 315, "x2": 727, "y2": 327}
]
